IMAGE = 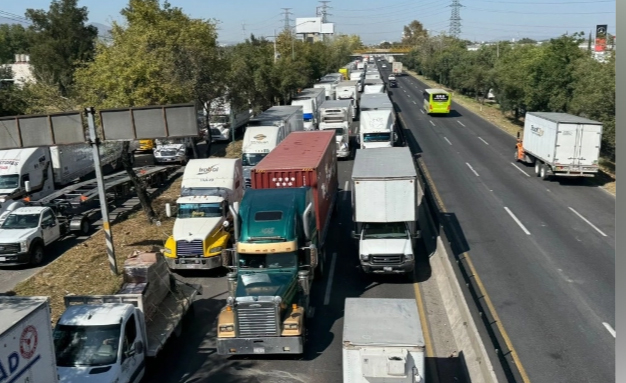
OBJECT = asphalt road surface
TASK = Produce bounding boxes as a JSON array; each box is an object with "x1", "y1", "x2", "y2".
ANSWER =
[{"x1": 378, "y1": 61, "x2": 615, "y2": 383}]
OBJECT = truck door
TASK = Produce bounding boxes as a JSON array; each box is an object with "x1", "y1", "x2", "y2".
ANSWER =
[
  {"x1": 40, "y1": 209, "x2": 61, "y2": 245},
  {"x1": 554, "y1": 123, "x2": 578, "y2": 166},
  {"x1": 120, "y1": 313, "x2": 144, "y2": 383},
  {"x1": 577, "y1": 123, "x2": 602, "y2": 166}
]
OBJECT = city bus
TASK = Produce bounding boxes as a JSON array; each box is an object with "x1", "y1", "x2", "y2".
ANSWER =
[{"x1": 422, "y1": 88, "x2": 451, "y2": 115}]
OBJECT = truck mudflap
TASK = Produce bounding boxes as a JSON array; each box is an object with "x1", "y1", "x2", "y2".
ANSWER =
[
  {"x1": 217, "y1": 336, "x2": 304, "y2": 355},
  {"x1": 165, "y1": 254, "x2": 223, "y2": 270}
]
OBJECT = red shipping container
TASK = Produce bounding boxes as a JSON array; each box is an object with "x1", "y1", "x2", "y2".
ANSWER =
[{"x1": 251, "y1": 131, "x2": 338, "y2": 235}]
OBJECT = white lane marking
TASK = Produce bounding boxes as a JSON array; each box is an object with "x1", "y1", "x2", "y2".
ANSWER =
[
  {"x1": 568, "y1": 207, "x2": 608, "y2": 237},
  {"x1": 343, "y1": 181, "x2": 349, "y2": 201},
  {"x1": 478, "y1": 137, "x2": 489, "y2": 145},
  {"x1": 443, "y1": 137, "x2": 452, "y2": 145},
  {"x1": 429, "y1": 120, "x2": 435, "y2": 126},
  {"x1": 323, "y1": 252, "x2": 338, "y2": 305},
  {"x1": 407, "y1": 94, "x2": 411, "y2": 97},
  {"x1": 457, "y1": 121, "x2": 466, "y2": 127},
  {"x1": 603, "y1": 322, "x2": 616, "y2": 338},
  {"x1": 413, "y1": 101, "x2": 417, "y2": 104},
  {"x1": 466, "y1": 162, "x2": 479, "y2": 176},
  {"x1": 504, "y1": 207, "x2": 531, "y2": 235},
  {"x1": 510, "y1": 162, "x2": 531, "y2": 177},
  {"x1": 420, "y1": 109, "x2": 424, "y2": 114}
]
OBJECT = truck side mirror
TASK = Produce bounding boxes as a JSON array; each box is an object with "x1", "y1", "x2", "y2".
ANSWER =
[
  {"x1": 135, "y1": 341, "x2": 144, "y2": 355},
  {"x1": 24, "y1": 181, "x2": 31, "y2": 193},
  {"x1": 165, "y1": 203, "x2": 172, "y2": 218},
  {"x1": 351, "y1": 230, "x2": 359, "y2": 239}
]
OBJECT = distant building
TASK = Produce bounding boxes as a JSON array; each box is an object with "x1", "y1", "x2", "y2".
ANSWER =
[{"x1": 1, "y1": 54, "x2": 35, "y2": 87}]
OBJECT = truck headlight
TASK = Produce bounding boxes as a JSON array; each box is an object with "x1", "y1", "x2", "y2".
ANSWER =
[
  {"x1": 163, "y1": 247, "x2": 172, "y2": 254},
  {"x1": 360, "y1": 254, "x2": 369, "y2": 261},
  {"x1": 284, "y1": 323, "x2": 299, "y2": 330},
  {"x1": 219, "y1": 325, "x2": 234, "y2": 332},
  {"x1": 20, "y1": 241, "x2": 28, "y2": 252},
  {"x1": 404, "y1": 253, "x2": 414, "y2": 261},
  {"x1": 210, "y1": 247, "x2": 222, "y2": 254}
]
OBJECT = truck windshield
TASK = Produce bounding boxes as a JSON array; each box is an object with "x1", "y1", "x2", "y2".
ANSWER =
[
  {"x1": 0, "y1": 175, "x2": 19, "y2": 189},
  {"x1": 54, "y1": 324, "x2": 121, "y2": 367},
  {"x1": 363, "y1": 133, "x2": 391, "y2": 142},
  {"x1": 210, "y1": 115, "x2": 229, "y2": 124},
  {"x1": 242, "y1": 153, "x2": 268, "y2": 167},
  {"x1": 1, "y1": 213, "x2": 40, "y2": 229},
  {"x1": 239, "y1": 251, "x2": 298, "y2": 269},
  {"x1": 177, "y1": 203, "x2": 222, "y2": 218},
  {"x1": 363, "y1": 222, "x2": 407, "y2": 239}
]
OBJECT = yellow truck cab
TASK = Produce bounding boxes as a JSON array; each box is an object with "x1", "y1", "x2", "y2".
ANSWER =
[
  {"x1": 138, "y1": 139, "x2": 155, "y2": 152},
  {"x1": 163, "y1": 158, "x2": 244, "y2": 270}
]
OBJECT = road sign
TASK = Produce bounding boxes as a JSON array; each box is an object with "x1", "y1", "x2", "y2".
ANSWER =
[
  {"x1": 99, "y1": 103, "x2": 199, "y2": 141},
  {"x1": 0, "y1": 112, "x2": 86, "y2": 150}
]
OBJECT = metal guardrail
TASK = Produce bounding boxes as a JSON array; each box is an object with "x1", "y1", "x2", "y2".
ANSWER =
[{"x1": 395, "y1": 109, "x2": 528, "y2": 383}]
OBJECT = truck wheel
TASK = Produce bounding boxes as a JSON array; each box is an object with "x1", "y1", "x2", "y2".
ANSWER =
[
  {"x1": 79, "y1": 217, "x2": 91, "y2": 235},
  {"x1": 540, "y1": 164, "x2": 551, "y2": 180},
  {"x1": 28, "y1": 242, "x2": 44, "y2": 266},
  {"x1": 534, "y1": 161, "x2": 541, "y2": 177}
]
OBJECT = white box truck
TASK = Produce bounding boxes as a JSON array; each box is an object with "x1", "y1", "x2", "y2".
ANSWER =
[
  {"x1": 314, "y1": 81, "x2": 338, "y2": 100},
  {"x1": 350, "y1": 71, "x2": 364, "y2": 82},
  {"x1": 247, "y1": 105, "x2": 304, "y2": 134},
  {"x1": 343, "y1": 298, "x2": 425, "y2": 383},
  {"x1": 318, "y1": 100, "x2": 353, "y2": 159},
  {"x1": 241, "y1": 125, "x2": 287, "y2": 187},
  {"x1": 392, "y1": 62, "x2": 403, "y2": 76},
  {"x1": 291, "y1": 88, "x2": 326, "y2": 130},
  {"x1": 363, "y1": 79, "x2": 386, "y2": 94},
  {"x1": 0, "y1": 296, "x2": 58, "y2": 383},
  {"x1": 358, "y1": 94, "x2": 397, "y2": 148},
  {"x1": 206, "y1": 98, "x2": 252, "y2": 142},
  {"x1": 163, "y1": 158, "x2": 244, "y2": 271},
  {"x1": 351, "y1": 147, "x2": 419, "y2": 274},
  {"x1": 335, "y1": 81, "x2": 359, "y2": 120},
  {"x1": 515, "y1": 112, "x2": 603, "y2": 180}
]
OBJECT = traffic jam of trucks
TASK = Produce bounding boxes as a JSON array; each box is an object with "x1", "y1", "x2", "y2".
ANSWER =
[{"x1": 0, "y1": 54, "x2": 605, "y2": 382}]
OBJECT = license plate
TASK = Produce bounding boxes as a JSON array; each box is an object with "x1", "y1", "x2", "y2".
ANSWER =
[
  {"x1": 383, "y1": 266, "x2": 392, "y2": 272},
  {"x1": 0, "y1": 257, "x2": 6, "y2": 262},
  {"x1": 253, "y1": 347, "x2": 265, "y2": 354}
]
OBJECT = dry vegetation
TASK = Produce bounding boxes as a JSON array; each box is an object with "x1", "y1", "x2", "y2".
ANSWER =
[
  {"x1": 13, "y1": 139, "x2": 243, "y2": 323},
  {"x1": 406, "y1": 70, "x2": 616, "y2": 195}
]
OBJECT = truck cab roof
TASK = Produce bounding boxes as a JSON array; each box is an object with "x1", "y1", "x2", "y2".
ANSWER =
[
  {"x1": 58, "y1": 304, "x2": 132, "y2": 327},
  {"x1": 10, "y1": 206, "x2": 48, "y2": 215}
]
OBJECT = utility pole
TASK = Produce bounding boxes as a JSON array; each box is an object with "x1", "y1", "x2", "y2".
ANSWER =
[
  {"x1": 85, "y1": 107, "x2": 118, "y2": 276},
  {"x1": 281, "y1": 8, "x2": 293, "y2": 33},
  {"x1": 274, "y1": 29, "x2": 278, "y2": 63},
  {"x1": 448, "y1": 0, "x2": 463, "y2": 39},
  {"x1": 241, "y1": 23, "x2": 246, "y2": 40}
]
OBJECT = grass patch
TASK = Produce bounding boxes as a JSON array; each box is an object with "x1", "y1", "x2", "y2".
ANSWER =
[
  {"x1": 406, "y1": 70, "x2": 616, "y2": 195},
  {"x1": 13, "y1": 139, "x2": 245, "y2": 323}
]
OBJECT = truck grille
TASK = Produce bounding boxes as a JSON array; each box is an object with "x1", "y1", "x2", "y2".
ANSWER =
[
  {"x1": 0, "y1": 243, "x2": 20, "y2": 255},
  {"x1": 236, "y1": 302, "x2": 278, "y2": 337},
  {"x1": 176, "y1": 240, "x2": 204, "y2": 257},
  {"x1": 370, "y1": 254, "x2": 403, "y2": 265}
]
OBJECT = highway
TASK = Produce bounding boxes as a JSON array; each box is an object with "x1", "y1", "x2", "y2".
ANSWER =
[{"x1": 378, "y1": 61, "x2": 615, "y2": 383}]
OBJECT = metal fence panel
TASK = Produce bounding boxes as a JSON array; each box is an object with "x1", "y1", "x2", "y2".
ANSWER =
[{"x1": 0, "y1": 112, "x2": 85, "y2": 149}]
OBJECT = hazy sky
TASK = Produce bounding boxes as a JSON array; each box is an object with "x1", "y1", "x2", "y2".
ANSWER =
[{"x1": 0, "y1": 0, "x2": 616, "y2": 44}]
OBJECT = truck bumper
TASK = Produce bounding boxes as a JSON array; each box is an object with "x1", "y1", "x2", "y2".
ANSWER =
[
  {"x1": 165, "y1": 255, "x2": 223, "y2": 270},
  {"x1": 361, "y1": 260, "x2": 414, "y2": 274},
  {"x1": 155, "y1": 156, "x2": 186, "y2": 164},
  {"x1": 217, "y1": 336, "x2": 304, "y2": 355},
  {"x1": 0, "y1": 251, "x2": 30, "y2": 266}
]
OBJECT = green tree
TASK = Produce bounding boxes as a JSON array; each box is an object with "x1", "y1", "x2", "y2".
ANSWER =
[
  {"x1": 0, "y1": 67, "x2": 27, "y2": 116},
  {"x1": 401, "y1": 20, "x2": 428, "y2": 46},
  {"x1": 25, "y1": 0, "x2": 98, "y2": 95},
  {"x1": 0, "y1": 24, "x2": 30, "y2": 64}
]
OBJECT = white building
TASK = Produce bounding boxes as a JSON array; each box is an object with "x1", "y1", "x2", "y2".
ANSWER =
[{"x1": 1, "y1": 54, "x2": 35, "y2": 86}]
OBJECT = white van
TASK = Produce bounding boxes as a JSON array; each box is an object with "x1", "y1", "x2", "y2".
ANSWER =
[{"x1": 241, "y1": 125, "x2": 287, "y2": 187}]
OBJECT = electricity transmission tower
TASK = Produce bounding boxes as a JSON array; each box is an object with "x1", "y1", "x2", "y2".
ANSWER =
[
  {"x1": 449, "y1": 0, "x2": 463, "y2": 38},
  {"x1": 281, "y1": 8, "x2": 293, "y2": 32},
  {"x1": 317, "y1": 1, "x2": 332, "y2": 22}
]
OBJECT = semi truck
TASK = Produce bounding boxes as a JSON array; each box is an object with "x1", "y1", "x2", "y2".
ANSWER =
[
  {"x1": 515, "y1": 112, "x2": 603, "y2": 180},
  {"x1": 163, "y1": 158, "x2": 244, "y2": 271},
  {"x1": 342, "y1": 298, "x2": 425, "y2": 383},
  {"x1": 206, "y1": 98, "x2": 252, "y2": 142},
  {"x1": 363, "y1": 79, "x2": 386, "y2": 94},
  {"x1": 0, "y1": 296, "x2": 58, "y2": 383},
  {"x1": 241, "y1": 125, "x2": 287, "y2": 188},
  {"x1": 351, "y1": 147, "x2": 419, "y2": 274},
  {"x1": 318, "y1": 100, "x2": 353, "y2": 159},
  {"x1": 392, "y1": 61, "x2": 403, "y2": 76},
  {"x1": 0, "y1": 143, "x2": 126, "y2": 215},
  {"x1": 358, "y1": 93, "x2": 397, "y2": 148},
  {"x1": 291, "y1": 88, "x2": 326, "y2": 130},
  {"x1": 335, "y1": 80, "x2": 360, "y2": 119},
  {"x1": 54, "y1": 251, "x2": 201, "y2": 383},
  {"x1": 216, "y1": 130, "x2": 338, "y2": 356},
  {"x1": 247, "y1": 106, "x2": 304, "y2": 135}
]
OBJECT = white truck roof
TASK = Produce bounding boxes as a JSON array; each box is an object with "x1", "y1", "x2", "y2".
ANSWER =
[
  {"x1": 59, "y1": 304, "x2": 131, "y2": 326},
  {"x1": 0, "y1": 296, "x2": 50, "y2": 334},
  {"x1": 319, "y1": 100, "x2": 352, "y2": 110},
  {"x1": 352, "y1": 147, "x2": 416, "y2": 179},
  {"x1": 359, "y1": 110, "x2": 394, "y2": 133},
  {"x1": 249, "y1": 106, "x2": 302, "y2": 125},
  {"x1": 360, "y1": 93, "x2": 393, "y2": 110},
  {"x1": 182, "y1": 158, "x2": 240, "y2": 190},
  {"x1": 10, "y1": 206, "x2": 48, "y2": 215},
  {"x1": 337, "y1": 80, "x2": 358, "y2": 87},
  {"x1": 526, "y1": 112, "x2": 602, "y2": 125},
  {"x1": 242, "y1": 126, "x2": 282, "y2": 153},
  {"x1": 343, "y1": 298, "x2": 424, "y2": 347},
  {"x1": 0, "y1": 147, "x2": 45, "y2": 175},
  {"x1": 292, "y1": 88, "x2": 325, "y2": 99}
]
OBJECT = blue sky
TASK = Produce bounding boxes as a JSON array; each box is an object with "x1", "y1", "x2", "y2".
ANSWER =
[{"x1": 0, "y1": 0, "x2": 616, "y2": 44}]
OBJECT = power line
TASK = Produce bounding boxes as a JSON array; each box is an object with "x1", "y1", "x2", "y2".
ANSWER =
[
  {"x1": 449, "y1": 0, "x2": 463, "y2": 38},
  {"x1": 464, "y1": 7, "x2": 615, "y2": 14}
]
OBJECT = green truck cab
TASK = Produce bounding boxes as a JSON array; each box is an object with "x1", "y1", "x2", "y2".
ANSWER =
[{"x1": 216, "y1": 187, "x2": 319, "y2": 355}]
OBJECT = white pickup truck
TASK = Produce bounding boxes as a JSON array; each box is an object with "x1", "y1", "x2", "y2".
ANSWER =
[{"x1": 0, "y1": 202, "x2": 90, "y2": 266}]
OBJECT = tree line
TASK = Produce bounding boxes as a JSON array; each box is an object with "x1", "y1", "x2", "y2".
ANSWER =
[{"x1": 400, "y1": 21, "x2": 615, "y2": 161}]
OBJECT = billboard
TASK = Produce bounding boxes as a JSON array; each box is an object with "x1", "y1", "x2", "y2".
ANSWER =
[
  {"x1": 0, "y1": 112, "x2": 86, "y2": 150},
  {"x1": 595, "y1": 24, "x2": 607, "y2": 52},
  {"x1": 295, "y1": 18, "x2": 321, "y2": 34}
]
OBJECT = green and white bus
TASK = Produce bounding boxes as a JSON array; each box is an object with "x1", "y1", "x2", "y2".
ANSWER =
[{"x1": 422, "y1": 88, "x2": 451, "y2": 115}]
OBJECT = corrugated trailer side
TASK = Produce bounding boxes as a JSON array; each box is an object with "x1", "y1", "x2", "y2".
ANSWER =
[{"x1": 250, "y1": 130, "x2": 338, "y2": 234}]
